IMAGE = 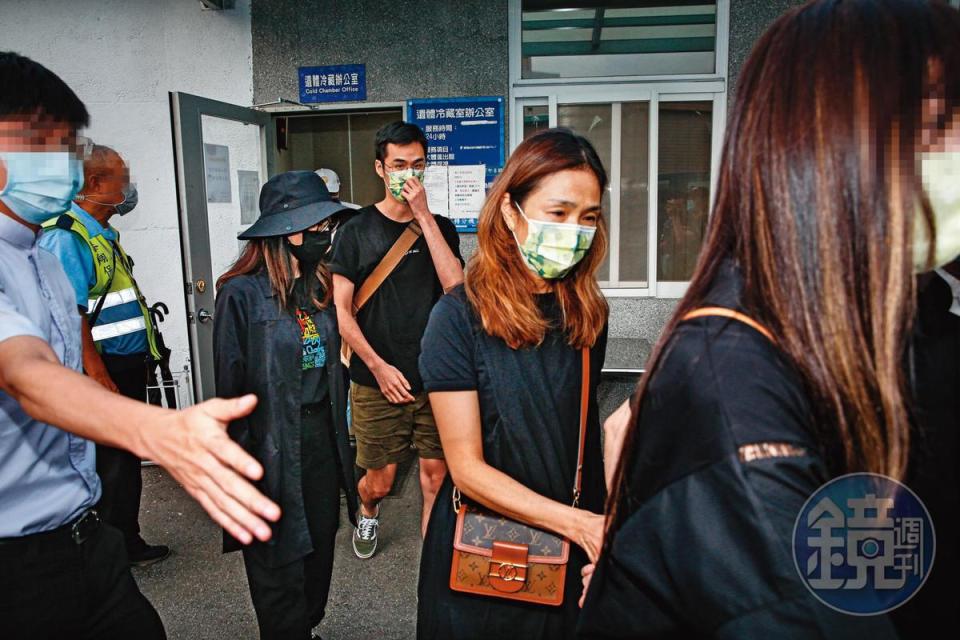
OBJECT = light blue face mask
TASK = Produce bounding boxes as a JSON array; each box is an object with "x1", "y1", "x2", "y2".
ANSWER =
[{"x1": 0, "y1": 151, "x2": 83, "y2": 224}]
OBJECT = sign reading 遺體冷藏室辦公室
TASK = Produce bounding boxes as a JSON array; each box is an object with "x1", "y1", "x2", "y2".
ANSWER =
[{"x1": 298, "y1": 64, "x2": 366, "y2": 103}]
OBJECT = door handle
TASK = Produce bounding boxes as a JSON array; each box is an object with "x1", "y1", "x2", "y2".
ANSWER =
[{"x1": 197, "y1": 309, "x2": 213, "y2": 324}]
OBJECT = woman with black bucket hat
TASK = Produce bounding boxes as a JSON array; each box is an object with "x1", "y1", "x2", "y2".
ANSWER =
[{"x1": 213, "y1": 170, "x2": 358, "y2": 640}]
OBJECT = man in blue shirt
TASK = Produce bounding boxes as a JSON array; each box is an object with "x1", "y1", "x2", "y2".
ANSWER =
[
  {"x1": 41, "y1": 144, "x2": 170, "y2": 566},
  {"x1": 0, "y1": 51, "x2": 280, "y2": 639}
]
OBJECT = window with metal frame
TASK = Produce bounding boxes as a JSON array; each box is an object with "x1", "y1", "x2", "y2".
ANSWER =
[
  {"x1": 521, "y1": 1, "x2": 719, "y2": 80},
  {"x1": 510, "y1": 0, "x2": 728, "y2": 296}
]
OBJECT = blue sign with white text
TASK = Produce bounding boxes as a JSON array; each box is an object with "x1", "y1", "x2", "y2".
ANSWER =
[
  {"x1": 299, "y1": 64, "x2": 366, "y2": 103},
  {"x1": 407, "y1": 96, "x2": 505, "y2": 232}
]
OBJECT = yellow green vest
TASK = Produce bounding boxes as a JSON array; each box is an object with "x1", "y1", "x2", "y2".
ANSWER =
[{"x1": 42, "y1": 212, "x2": 161, "y2": 360}]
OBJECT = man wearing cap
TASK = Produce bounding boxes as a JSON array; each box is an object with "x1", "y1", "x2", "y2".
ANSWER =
[
  {"x1": 315, "y1": 167, "x2": 360, "y2": 211},
  {"x1": 39, "y1": 143, "x2": 170, "y2": 566},
  {"x1": 216, "y1": 171, "x2": 358, "y2": 640}
]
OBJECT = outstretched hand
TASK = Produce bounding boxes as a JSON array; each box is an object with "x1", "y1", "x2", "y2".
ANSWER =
[{"x1": 148, "y1": 394, "x2": 281, "y2": 544}]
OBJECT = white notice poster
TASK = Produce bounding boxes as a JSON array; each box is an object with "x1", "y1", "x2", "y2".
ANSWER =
[
  {"x1": 448, "y1": 164, "x2": 486, "y2": 221},
  {"x1": 423, "y1": 165, "x2": 449, "y2": 217}
]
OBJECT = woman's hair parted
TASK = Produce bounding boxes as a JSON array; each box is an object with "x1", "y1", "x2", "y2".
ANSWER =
[
  {"x1": 216, "y1": 236, "x2": 332, "y2": 311},
  {"x1": 607, "y1": 0, "x2": 960, "y2": 534},
  {"x1": 466, "y1": 128, "x2": 609, "y2": 350}
]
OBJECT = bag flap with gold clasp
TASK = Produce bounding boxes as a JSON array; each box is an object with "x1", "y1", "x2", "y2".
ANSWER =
[{"x1": 453, "y1": 501, "x2": 569, "y2": 564}]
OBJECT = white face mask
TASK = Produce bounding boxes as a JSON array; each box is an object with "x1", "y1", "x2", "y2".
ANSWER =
[{"x1": 914, "y1": 151, "x2": 960, "y2": 272}]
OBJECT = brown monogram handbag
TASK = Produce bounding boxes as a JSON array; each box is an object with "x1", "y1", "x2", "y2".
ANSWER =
[{"x1": 448, "y1": 347, "x2": 590, "y2": 606}]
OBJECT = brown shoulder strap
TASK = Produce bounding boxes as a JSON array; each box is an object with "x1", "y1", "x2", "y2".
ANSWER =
[
  {"x1": 572, "y1": 347, "x2": 590, "y2": 507},
  {"x1": 351, "y1": 221, "x2": 422, "y2": 314},
  {"x1": 681, "y1": 306, "x2": 775, "y2": 343}
]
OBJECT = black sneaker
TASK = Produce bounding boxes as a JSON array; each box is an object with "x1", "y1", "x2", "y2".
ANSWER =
[{"x1": 128, "y1": 543, "x2": 171, "y2": 567}]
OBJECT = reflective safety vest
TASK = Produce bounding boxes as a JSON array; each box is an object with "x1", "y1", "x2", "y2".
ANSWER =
[{"x1": 42, "y1": 212, "x2": 161, "y2": 360}]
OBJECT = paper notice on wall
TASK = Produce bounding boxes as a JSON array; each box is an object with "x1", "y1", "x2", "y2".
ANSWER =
[
  {"x1": 448, "y1": 164, "x2": 486, "y2": 220},
  {"x1": 422, "y1": 165, "x2": 449, "y2": 217}
]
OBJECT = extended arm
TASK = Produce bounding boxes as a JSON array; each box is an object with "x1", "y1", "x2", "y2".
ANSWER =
[{"x1": 0, "y1": 335, "x2": 280, "y2": 544}]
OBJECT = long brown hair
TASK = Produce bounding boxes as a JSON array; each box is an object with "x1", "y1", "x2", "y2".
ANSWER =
[
  {"x1": 607, "y1": 0, "x2": 960, "y2": 532},
  {"x1": 216, "y1": 235, "x2": 332, "y2": 311},
  {"x1": 466, "y1": 129, "x2": 609, "y2": 349}
]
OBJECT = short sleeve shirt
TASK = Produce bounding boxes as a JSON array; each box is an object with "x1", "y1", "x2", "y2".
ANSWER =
[
  {"x1": 0, "y1": 213, "x2": 101, "y2": 537},
  {"x1": 328, "y1": 205, "x2": 462, "y2": 393}
]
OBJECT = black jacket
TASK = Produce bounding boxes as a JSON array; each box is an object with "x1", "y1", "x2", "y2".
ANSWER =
[
  {"x1": 578, "y1": 261, "x2": 898, "y2": 639},
  {"x1": 213, "y1": 271, "x2": 358, "y2": 567}
]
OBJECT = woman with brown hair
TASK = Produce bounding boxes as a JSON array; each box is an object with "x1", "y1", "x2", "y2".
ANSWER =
[
  {"x1": 213, "y1": 171, "x2": 358, "y2": 640},
  {"x1": 416, "y1": 129, "x2": 610, "y2": 638},
  {"x1": 579, "y1": 1, "x2": 960, "y2": 637}
]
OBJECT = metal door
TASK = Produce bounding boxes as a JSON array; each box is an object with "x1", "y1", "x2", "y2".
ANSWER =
[{"x1": 170, "y1": 92, "x2": 275, "y2": 400}]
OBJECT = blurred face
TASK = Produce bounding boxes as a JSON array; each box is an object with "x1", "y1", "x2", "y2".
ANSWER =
[
  {"x1": 500, "y1": 168, "x2": 602, "y2": 245},
  {"x1": 915, "y1": 76, "x2": 960, "y2": 270},
  {"x1": 0, "y1": 114, "x2": 82, "y2": 226},
  {"x1": 665, "y1": 197, "x2": 686, "y2": 219},
  {"x1": 0, "y1": 114, "x2": 78, "y2": 196},
  {"x1": 81, "y1": 152, "x2": 130, "y2": 213}
]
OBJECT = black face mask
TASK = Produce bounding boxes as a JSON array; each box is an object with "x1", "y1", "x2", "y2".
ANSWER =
[{"x1": 287, "y1": 229, "x2": 332, "y2": 265}]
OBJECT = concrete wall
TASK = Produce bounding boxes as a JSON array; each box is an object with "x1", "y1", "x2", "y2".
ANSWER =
[
  {"x1": 251, "y1": 0, "x2": 509, "y2": 107},
  {"x1": 727, "y1": 0, "x2": 807, "y2": 102},
  {"x1": 2, "y1": 0, "x2": 255, "y2": 380}
]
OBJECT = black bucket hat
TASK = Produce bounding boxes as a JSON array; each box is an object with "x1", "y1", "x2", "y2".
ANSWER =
[{"x1": 238, "y1": 170, "x2": 346, "y2": 239}]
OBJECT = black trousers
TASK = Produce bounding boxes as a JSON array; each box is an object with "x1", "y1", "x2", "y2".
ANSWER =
[
  {"x1": 242, "y1": 403, "x2": 341, "y2": 640},
  {"x1": 97, "y1": 352, "x2": 151, "y2": 551},
  {"x1": 0, "y1": 513, "x2": 165, "y2": 639}
]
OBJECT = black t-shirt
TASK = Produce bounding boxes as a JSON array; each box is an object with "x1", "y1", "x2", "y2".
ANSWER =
[
  {"x1": 416, "y1": 286, "x2": 607, "y2": 637},
  {"x1": 293, "y1": 278, "x2": 329, "y2": 405},
  {"x1": 328, "y1": 204, "x2": 462, "y2": 393}
]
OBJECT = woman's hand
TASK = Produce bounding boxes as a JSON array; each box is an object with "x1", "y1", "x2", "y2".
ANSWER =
[
  {"x1": 604, "y1": 399, "x2": 634, "y2": 491},
  {"x1": 579, "y1": 563, "x2": 596, "y2": 608},
  {"x1": 571, "y1": 509, "x2": 605, "y2": 563}
]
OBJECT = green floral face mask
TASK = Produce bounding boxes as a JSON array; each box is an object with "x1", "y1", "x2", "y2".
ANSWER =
[
  {"x1": 511, "y1": 202, "x2": 597, "y2": 279},
  {"x1": 386, "y1": 168, "x2": 425, "y2": 202},
  {"x1": 914, "y1": 151, "x2": 960, "y2": 272}
]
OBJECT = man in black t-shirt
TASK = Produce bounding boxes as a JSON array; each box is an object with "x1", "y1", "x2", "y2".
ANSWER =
[{"x1": 329, "y1": 121, "x2": 463, "y2": 559}]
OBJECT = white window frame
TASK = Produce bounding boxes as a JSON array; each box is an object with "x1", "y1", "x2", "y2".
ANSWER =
[{"x1": 508, "y1": 0, "x2": 730, "y2": 298}]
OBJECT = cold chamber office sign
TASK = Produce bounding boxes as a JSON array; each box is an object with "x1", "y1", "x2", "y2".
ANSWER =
[
  {"x1": 298, "y1": 64, "x2": 366, "y2": 103},
  {"x1": 793, "y1": 473, "x2": 935, "y2": 615}
]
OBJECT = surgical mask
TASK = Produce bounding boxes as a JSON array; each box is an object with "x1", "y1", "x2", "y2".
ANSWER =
[
  {"x1": 914, "y1": 151, "x2": 960, "y2": 272},
  {"x1": 0, "y1": 151, "x2": 83, "y2": 224},
  {"x1": 386, "y1": 168, "x2": 425, "y2": 202},
  {"x1": 510, "y1": 202, "x2": 596, "y2": 279},
  {"x1": 76, "y1": 184, "x2": 138, "y2": 216},
  {"x1": 287, "y1": 228, "x2": 332, "y2": 265}
]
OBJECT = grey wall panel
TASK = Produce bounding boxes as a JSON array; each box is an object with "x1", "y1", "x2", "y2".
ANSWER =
[
  {"x1": 252, "y1": 0, "x2": 509, "y2": 106},
  {"x1": 727, "y1": 0, "x2": 807, "y2": 104}
]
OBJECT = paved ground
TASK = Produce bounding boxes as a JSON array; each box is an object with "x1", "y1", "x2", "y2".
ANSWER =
[
  {"x1": 136, "y1": 461, "x2": 423, "y2": 640},
  {"x1": 134, "y1": 379, "x2": 634, "y2": 639}
]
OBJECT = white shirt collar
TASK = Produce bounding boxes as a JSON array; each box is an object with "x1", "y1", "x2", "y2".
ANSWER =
[{"x1": 935, "y1": 268, "x2": 960, "y2": 317}]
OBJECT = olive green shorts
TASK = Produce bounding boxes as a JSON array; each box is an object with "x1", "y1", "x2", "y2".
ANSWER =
[{"x1": 350, "y1": 382, "x2": 444, "y2": 470}]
